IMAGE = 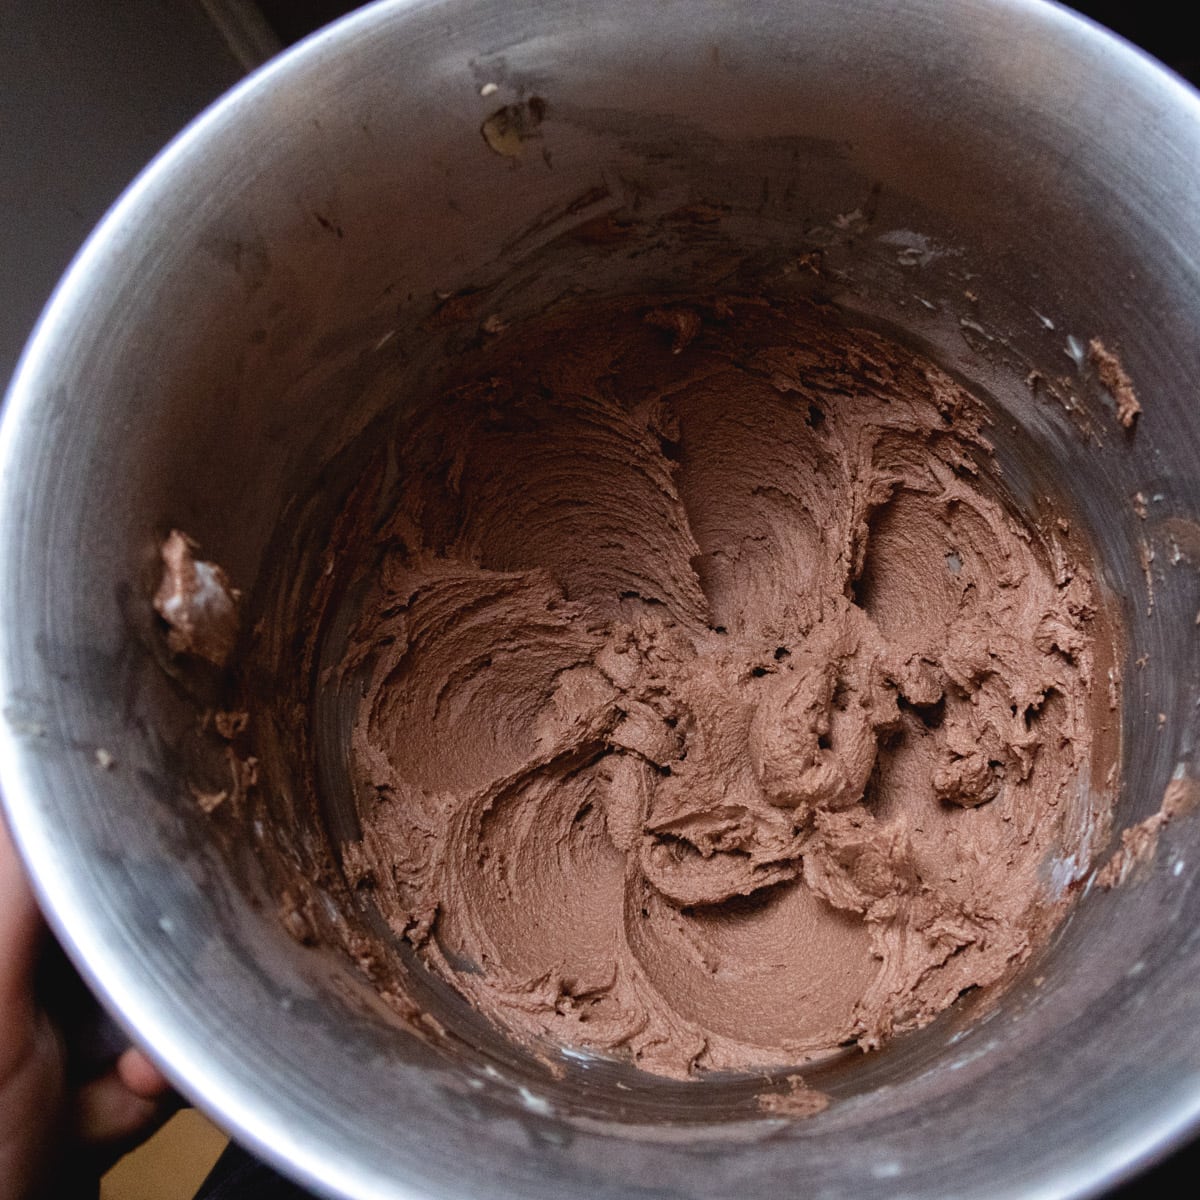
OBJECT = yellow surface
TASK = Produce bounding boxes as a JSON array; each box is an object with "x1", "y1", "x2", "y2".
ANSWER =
[{"x1": 101, "y1": 1108, "x2": 228, "y2": 1200}]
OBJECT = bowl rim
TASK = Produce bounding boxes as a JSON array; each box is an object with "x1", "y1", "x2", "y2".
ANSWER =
[{"x1": 3, "y1": 1, "x2": 1200, "y2": 1197}]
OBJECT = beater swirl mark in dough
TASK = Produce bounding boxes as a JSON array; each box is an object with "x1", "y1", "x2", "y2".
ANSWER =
[{"x1": 338, "y1": 297, "x2": 1108, "y2": 1078}]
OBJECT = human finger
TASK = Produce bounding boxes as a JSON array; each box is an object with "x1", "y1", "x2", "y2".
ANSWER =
[
  {"x1": 0, "y1": 815, "x2": 42, "y2": 1018},
  {"x1": 74, "y1": 1068, "x2": 167, "y2": 1145},
  {"x1": 116, "y1": 1047, "x2": 171, "y2": 1099}
]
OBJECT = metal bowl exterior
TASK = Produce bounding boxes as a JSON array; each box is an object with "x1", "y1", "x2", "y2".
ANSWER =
[{"x1": 3, "y1": 2, "x2": 1200, "y2": 1197}]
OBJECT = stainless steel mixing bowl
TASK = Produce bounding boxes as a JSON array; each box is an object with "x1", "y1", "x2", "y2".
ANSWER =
[{"x1": 3, "y1": 1, "x2": 1200, "y2": 1196}]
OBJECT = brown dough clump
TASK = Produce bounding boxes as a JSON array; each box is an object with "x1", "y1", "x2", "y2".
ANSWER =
[
  {"x1": 1087, "y1": 337, "x2": 1141, "y2": 429},
  {"x1": 154, "y1": 529, "x2": 240, "y2": 666},
  {"x1": 340, "y1": 297, "x2": 1109, "y2": 1078}
]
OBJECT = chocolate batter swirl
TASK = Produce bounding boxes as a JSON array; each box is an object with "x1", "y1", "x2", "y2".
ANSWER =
[{"x1": 340, "y1": 297, "x2": 1106, "y2": 1078}]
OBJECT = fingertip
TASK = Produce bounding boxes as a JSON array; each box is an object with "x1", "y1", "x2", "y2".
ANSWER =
[
  {"x1": 116, "y1": 1047, "x2": 171, "y2": 1099},
  {"x1": 76, "y1": 1071, "x2": 160, "y2": 1144}
]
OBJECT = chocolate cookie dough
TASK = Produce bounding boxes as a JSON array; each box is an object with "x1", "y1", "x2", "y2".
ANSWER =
[
  {"x1": 154, "y1": 529, "x2": 240, "y2": 667},
  {"x1": 340, "y1": 296, "x2": 1111, "y2": 1078}
]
